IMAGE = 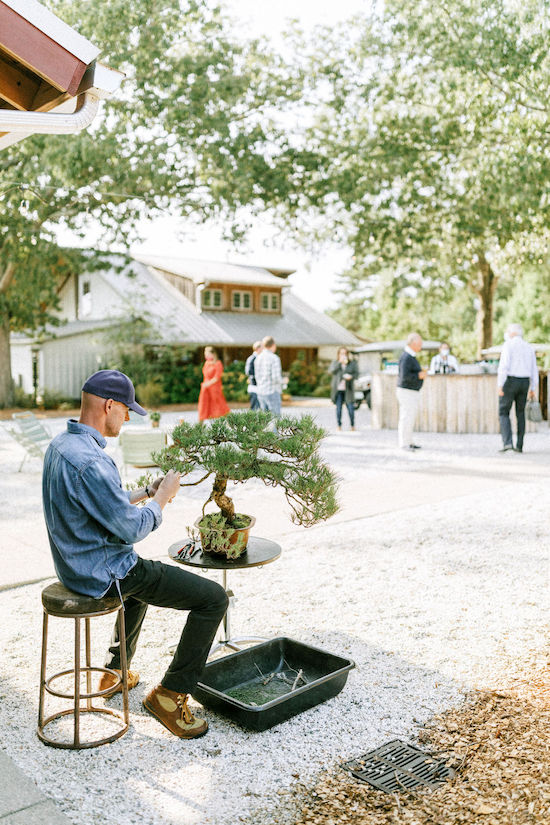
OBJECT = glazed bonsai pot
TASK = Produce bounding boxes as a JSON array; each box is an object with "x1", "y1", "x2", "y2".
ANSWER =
[{"x1": 195, "y1": 513, "x2": 256, "y2": 560}]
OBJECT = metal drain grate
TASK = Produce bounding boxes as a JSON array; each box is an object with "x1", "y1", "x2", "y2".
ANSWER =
[{"x1": 342, "y1": 739, "x2": 454, "y2": 792}]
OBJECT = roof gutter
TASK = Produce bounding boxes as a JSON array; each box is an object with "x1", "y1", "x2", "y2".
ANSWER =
[{"x1": 0, "y1": 91, "x2": 99, "y2": 134}]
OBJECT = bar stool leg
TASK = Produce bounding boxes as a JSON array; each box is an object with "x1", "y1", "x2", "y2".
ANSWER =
[
  {"x1": 118, "y1": 606, "x2": 129, "y2": 725},
  {"x1": 38, "y1": 610, "x2": 48, "y2": 730},
  {"x1": 85, "y1": 617, "x2": 92, "y2": 710},
  {"x1": 74, "y1": 617, "x2": 81, "y2": 748}
]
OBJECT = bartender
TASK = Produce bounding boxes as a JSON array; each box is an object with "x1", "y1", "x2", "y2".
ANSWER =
[{"x1": 429, "y1": 343, "x2": 460, "y2": 375}]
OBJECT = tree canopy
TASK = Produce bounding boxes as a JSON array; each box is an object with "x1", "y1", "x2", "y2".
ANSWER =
[
  {"x1": 0, "y1": 0, "x2": 302, "y2": 405},
  {"x1": 283, "y1": 0, "x2": 550, "y2": 355}
]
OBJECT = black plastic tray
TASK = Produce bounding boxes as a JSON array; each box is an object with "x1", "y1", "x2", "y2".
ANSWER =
[{"x1": 192, "y1": 637, "x2": 355, "y2": 731}]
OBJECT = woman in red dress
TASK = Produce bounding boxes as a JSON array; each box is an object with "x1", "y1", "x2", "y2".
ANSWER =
[{"x1": 198, "y1": 346, "x2": 230, "y2": 422}]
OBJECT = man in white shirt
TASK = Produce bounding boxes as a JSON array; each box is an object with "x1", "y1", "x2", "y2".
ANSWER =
[
  {"x1": 254, "y1": 335, "x2": 283, "y2": 415},
  {"x1": 497, "y1": 323, "x2": 538, "y2": 453},
  {"x1": 429, "y1": 343, "x2": 460, "y2": 374}
]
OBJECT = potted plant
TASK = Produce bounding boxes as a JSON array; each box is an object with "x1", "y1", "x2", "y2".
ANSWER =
[
  {"x1": 154, "y1": 410, "x2": 339, "y2": 559},
  {"x1": 149, "y1": 410, "x2": 162, "y2": 428}
]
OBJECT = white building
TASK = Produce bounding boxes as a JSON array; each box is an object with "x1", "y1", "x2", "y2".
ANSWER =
[{"x1": 11, "y1": 253, "x2": 363, "y2": 398}]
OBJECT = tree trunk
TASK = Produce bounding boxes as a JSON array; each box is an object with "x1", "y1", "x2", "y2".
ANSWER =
[
  {"x1": 212, "y1": 474, "x2": 235, "y2": 523},
  {"x1": 473, "y1": 253, "x2": 498, "y2": 359},
  {"x1": 0, "y1": 303, "x2": 14, "y2": 408}
]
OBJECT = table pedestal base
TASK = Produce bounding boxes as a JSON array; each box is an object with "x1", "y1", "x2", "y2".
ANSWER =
[
  {"x1": 167, "y1": 537, "x2": 281, "y2": 660},
  {"x1": 209, "y1": 575, "x2": 266, "y2": 657}
]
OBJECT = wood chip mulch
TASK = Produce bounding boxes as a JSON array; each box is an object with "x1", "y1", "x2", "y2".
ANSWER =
[{"x1": 285, "y1": 669, "x2": 550, "y2": 825}]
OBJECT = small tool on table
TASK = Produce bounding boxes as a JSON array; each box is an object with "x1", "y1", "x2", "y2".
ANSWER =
[{"x1": 176, "y1": 540, "x2": 201, "y2": 560}]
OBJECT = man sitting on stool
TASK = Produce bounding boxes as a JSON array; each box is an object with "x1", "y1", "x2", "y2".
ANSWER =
[{"x1": 42, "y1": 369, "x2": 228, "y2": 738}]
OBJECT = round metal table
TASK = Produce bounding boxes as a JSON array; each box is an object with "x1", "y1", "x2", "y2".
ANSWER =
[{"x1": 168, "y1": 536, "x2": 281, "y2": 656}]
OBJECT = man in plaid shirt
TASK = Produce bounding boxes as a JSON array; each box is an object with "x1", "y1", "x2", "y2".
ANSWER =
[{"x1": 254, "y1": 335, "x2": 283, "y2": 415}]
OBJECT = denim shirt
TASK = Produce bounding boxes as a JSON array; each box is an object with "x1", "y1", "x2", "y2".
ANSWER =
[{"x1": 42, "y1": 420, "x2": 162, "y2": 598}]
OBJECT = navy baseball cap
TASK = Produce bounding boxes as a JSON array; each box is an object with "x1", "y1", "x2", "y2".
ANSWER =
[{"x1": 81, "y1": 370, "x2": 147, "y2": 415}]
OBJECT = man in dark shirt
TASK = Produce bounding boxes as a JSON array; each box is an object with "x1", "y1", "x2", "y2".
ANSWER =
[
  {"x1": 396, "y1": 333, "x2": 427, "y2": 450},
  {"x1": 43, "y1": 369, "x2": 228, "y2": 739},
  {"x1": 245, "y1": 340, "x2": 263, "y2": 410}
]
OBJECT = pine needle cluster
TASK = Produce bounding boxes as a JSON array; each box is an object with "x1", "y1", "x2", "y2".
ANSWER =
[{"x1": 155, "y1": 410, "x2": 339, "y2": 527}]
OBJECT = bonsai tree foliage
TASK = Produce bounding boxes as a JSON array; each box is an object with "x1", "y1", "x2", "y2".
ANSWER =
[{"x1": 155, "y1": 410, "x2": 339, "y2": 528}]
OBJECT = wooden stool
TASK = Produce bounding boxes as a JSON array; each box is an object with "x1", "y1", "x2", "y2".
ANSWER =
[{"x1": 37, "y1": 581, "x2": 129, "y2": 749}]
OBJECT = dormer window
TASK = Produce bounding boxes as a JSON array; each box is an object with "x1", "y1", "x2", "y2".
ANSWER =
[
  {"x1": 232, "y1": 290, "x2": 253, "y2": 311},
  {"x1": 260, "y1": 292, "x2": 280, "y2": 313},
  {"x1": 202, "y1": 288, "x2": 223, "y2": 310}
]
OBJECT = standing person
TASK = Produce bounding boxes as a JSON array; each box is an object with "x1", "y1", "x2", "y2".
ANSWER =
[
  {"x1": 497, "y1": 323, "x2": 538, "y2": 453},
  {"x1": 429, "y1": 342, "x2": 460, "y2": 374},
  {"x1": 329, "y1": 347, "x2": 359, "y2": 431},
  {"x1": 42, "y1": 369, "x2": 228, "y2": 739},
  {"x1": 255, "y1": 335, "x2": 283, "y2": 415},
  {"x1": 396, "y1": 333, "x2": 427, "y2": 450},
  {"x1": 198, "y1": 346, "x2": 230, "y2": 422},
  {"x1": 245, "y1": 340, "x2": 263, "y2": 410}
]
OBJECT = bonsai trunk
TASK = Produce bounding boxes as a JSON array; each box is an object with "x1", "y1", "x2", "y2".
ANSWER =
[{"x1": 212, "y1": 474, "x2": 235, "y2": 523}]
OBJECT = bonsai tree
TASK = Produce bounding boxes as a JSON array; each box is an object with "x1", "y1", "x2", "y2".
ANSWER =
[{"x1": 155, "y1": 410, "x2": 339, "y2": 541}]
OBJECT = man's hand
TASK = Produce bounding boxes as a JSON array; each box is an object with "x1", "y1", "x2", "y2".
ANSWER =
[
  {"x1": 419, "y1": 370, "x2": 427, "y2": 379},
  {"x1": 153, "y1": 469, "x2": 181, "y2": 509},
  {"x1": 498, "y1": 388, "x2": 504, "y2": 397},
  {"x1": 528, "y1": 390, "x2": 536, "y2": 400},
  {"x1": 149, "y1": 476, "x2": 164, "y2": 496}
]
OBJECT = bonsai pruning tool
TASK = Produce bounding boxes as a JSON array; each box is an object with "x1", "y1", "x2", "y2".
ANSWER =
[{"x1": 176, "y1": 540, "x2": 201, "y2": 560}]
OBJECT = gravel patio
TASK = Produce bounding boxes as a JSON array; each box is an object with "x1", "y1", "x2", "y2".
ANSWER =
[{"x1": 0, "y1": 403, "x2": 548, "y2": 824}]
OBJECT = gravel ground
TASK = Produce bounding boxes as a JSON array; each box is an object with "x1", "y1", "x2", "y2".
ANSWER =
[{"x1": 0, "y1": 405, "x2": 548, "y2": 824}]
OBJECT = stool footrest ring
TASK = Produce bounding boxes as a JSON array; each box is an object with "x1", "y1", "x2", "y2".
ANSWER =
[
  {"x1": 44, "y1": 666, "x2": 123, "y2": 700},
  {"x1": 37, "y1": 707, "x2": 128, "y2": 749}
]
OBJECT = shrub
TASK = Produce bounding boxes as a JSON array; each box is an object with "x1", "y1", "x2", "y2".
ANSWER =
[
  {"x1": 41, "y1": 389, "x2": 66, "y2": 410},
  {"x1": 135, "y1": 378, "x2": 166, "y2": 408},
  {"x1": 222, "y1": 360, "x2": 248, "y2": 402},
  {"x1": 286, "y1": 351, "x2": 325, "y2": 396},
  {"x1": 12, "y1": 385, "x2": 34, "y2": 408}
]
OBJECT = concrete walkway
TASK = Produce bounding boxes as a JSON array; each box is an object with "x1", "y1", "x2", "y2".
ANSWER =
[
  {"x1": 0, "y1": 401, "x2": 548, "y2": 823},
  {"x1": 0, "y1": 749, "x2": 72, "y2": 824}
]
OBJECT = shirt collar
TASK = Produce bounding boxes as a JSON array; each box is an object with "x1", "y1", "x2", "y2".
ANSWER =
[
  {"x1": 405, "y1": 346, "x2": 417, "y2": 357},
  {"x1": 67, "y1": 419, "x2": 107, "y2": 449}
]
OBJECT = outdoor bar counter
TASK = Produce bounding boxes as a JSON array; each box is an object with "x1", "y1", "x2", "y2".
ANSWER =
[{"x1": 371, "y1": 372, "x2": 540, "y2": 434}]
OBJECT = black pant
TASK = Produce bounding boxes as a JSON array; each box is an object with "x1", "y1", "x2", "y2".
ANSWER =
[
  {"x1": 105, "y1": 557, "x2": 228, "y2": 694},
  {"x1": 499, "y1": 376, "x2": 530, "y2": 449},
  {"x1": 249, "y1": 391, "x2": 260, "y2": 410}
]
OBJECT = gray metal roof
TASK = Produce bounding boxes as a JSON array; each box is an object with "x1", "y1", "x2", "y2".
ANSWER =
[
  {"x1": 104, "y1": 257, "x2": 362, "y2": 348},
  {"x1": 133, "y1": 253, "x2": 291, "y2": 288},
  {"x1": 351, "y1": 339, "x2": 441, "y2": 353},
  {"x1": 17, "y1": 254, "x2": 362, "y2": 350},
  {"x1": 11, "y1": 317, "x2": 119, "y2": 343},
  {"x1": 482, "y1": 343, "x2": 550, "y2": 356}
]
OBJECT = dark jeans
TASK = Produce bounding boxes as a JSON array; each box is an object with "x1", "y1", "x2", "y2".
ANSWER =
[
  {"x1": 105, "y1": 557, "x2": 228, "y2": 694},
  {"x1": 335, "y1": 390, "x2": 355, "y2": 427},
  {"x1": 499, "y1": 376, "x2": 529, "y2": 449},
  {"x1": 249, "y1": 391, "x2": 260, "y2": 410}
]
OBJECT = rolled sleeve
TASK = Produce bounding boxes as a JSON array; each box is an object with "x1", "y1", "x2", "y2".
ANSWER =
[{"x1": 78, "y1": 461, "x2": 162, "y2": 545}]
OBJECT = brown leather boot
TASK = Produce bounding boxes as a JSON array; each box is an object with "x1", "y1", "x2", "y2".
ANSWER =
[
  {"x1": 98, "y1": 669, "x2": 140, "y2": 697},
  {"x1": 143, "y1": 685, "x2": 208, "y2": 738}
]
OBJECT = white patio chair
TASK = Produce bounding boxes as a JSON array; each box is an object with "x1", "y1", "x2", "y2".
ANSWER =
[
  {"x1": 7, "y1": 411, "x2": 52, "y2": 471},
  {"x1": 119, "y1": 429, "x2": 167, "y2": 475}
]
